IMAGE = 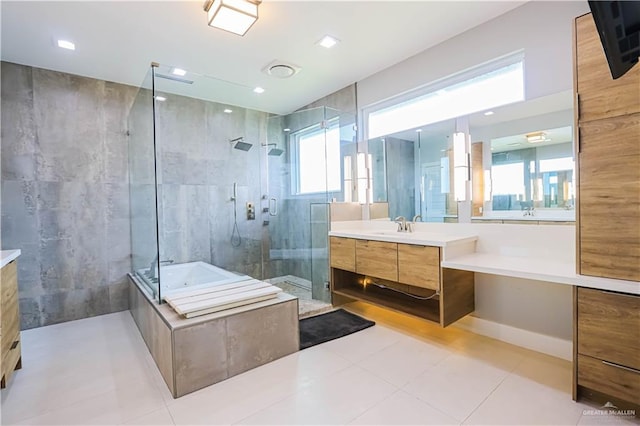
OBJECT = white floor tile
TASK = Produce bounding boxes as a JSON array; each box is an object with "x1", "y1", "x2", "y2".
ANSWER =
[
  {"x1": 349, "y1": 390, "x2": 460, "y2": 425},
  {"x1": 319, "y1": 325, "x2": 409, "y2": 363},
  {"x1": 511, "y1": 351, "x2": 573, "y2": 394},
  {"x1": 122, "y1": 406, "x2": 175, "y2": 425},
  {"x1": 403, "y1": 353, "x2": 510, "y2": 422},
  {"x1": 236, "y1": 365, "x2": 398, "y2": 425},
  {"x1": 464, "y1": 374, "x2": 587, "y2": 425},
  {"x1": 358, "y1": 336, "x2": 452, "y2": 387},
  {"x1": 11, "y1": 379, "x2": 166, "y2": 425}
]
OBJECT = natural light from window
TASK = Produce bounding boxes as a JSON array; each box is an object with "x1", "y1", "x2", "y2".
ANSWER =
[
  {"x1": 492, "y1": 162, "x2": 525, "y2": 196},
  {"x1": 368, "y1": 60, "x2": 525, "y2": 139},
  {"x1": 297, "y1": 126, "x2": 341, "y2": 194}
]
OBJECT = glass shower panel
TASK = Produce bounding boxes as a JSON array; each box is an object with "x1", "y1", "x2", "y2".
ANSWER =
[{"x1": 127, "y1": 67, "x2": 160, "y2": 301}]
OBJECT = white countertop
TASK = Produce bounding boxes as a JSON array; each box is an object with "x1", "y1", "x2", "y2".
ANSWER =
[
  {"x1": 442, "y1": 253, "x2": 640, "y2": 295},
  {"x1": 1, "y1": 250, "x2": 21, "y2": 269},
  {"x1": 472, "y1": 216, "x2": 575, "y2": 222},
  {"x1": 329, "y1": 230, "x2": 478, "y2": 247}
]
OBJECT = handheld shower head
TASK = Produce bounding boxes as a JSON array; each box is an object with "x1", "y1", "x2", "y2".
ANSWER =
[{"x1": 230, "y1": 137, "x2": 252, "y2": 151}]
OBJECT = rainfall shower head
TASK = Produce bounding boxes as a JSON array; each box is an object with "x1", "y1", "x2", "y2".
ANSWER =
[
  {"x1": 261, "y1": 143, "x2": 284, "y2": 156},
  {"x1": 230, "y1": 137, "x2": 252, "y2": 151}
]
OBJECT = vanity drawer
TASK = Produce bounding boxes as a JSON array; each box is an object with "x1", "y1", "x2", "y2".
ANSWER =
[
  {"x1": 577, "y1": 287, "x2": 640, "y2": 371},
  {"x1": 578, "y1": 354, "x2": 640, "y2": 405},
  {"x1": 397, "y1": 244, "x2": 440, "y2": 291},
  {"x1": 330, "y1": 237, "x2": 356, "y2": 272},
  {"x1": 355, "y1": 240, "x2": 398, "y2": 282}
]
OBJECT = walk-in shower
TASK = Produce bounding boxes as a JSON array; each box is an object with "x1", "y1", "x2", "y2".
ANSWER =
[{"x1": 127, "y1": 62, "x2": 356, "y2": 314}]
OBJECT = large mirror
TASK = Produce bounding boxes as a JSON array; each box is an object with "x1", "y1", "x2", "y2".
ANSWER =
[
  {"x1": 469, "y1": 90, "x2": 575, "y2": 220},
  {"x1": 368, "y1": 90, "x2": 575, "y2": 223},
  {"x1": 368, "y1": 119, "x2": 459, "y2": 222}
]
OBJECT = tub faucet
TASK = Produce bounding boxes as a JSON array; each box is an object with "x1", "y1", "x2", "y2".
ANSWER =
[
  {"x1": 148, "y1": 255, "x2": 174, "y2": 279},
  {"x1": 394, "y1": 216, "x2": 408, "y2": 232}
]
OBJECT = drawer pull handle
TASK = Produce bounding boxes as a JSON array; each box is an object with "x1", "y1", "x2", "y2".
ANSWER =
[
  {"x1": 602, "y1": 360, "x2": 640, "y2": 374},
  {"x1": 10, "y1": 341, "x2": 18, "y2": 350}
]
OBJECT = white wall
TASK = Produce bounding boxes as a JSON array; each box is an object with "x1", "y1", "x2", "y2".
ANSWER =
[{"x1": 357, "y1": 1, "x2": 589, "y2": 109}]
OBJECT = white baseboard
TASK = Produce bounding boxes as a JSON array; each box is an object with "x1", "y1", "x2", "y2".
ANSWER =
[{"x1": 453, "y1": 316, "x2": 573, "y2": 361}]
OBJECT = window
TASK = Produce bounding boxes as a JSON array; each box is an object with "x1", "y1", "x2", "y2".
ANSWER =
[
  {"x1": 292, "y1": 122, "x2": 341, "y2": 194},
  {"x1": 367, "y1": 54, "x2": 525, "y2": 139}
]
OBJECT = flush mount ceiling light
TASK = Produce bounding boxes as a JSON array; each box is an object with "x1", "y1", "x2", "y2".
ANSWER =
[
  {"x1": 317, "y1": 35, "x2": 339, "y2": 49},
  {"x1": 526, "y1": 131, "x2": 547, "y2": 143},
  {"x1": 171, "y1": 68, "x2": 187, "y2": 76},
  {"x1": 57, "y1": 39, "x2": 75, "y2": 50},
  {"x1": 203, "y1": 0, "x2": 261, "y2": 36}
]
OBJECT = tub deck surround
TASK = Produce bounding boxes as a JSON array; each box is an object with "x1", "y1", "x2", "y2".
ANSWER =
[
  {"x1": 0, "y1": 250, "x2": 21, "y2": 269},
  {"x1": 128, "y1": 275, "x2": 299, "y2": 398}
]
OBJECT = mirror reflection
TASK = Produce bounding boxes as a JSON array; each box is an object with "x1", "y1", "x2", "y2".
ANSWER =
[
  {"x1": 367, "y1": 90, "x2": 575, "y2": 222},
  {"x1": 369, "y1": 119, "x2": 459, "y2": 222}
]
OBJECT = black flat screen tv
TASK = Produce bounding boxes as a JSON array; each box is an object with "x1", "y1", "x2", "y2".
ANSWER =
[{"x1": 588, "y1": 1, "x2": 640, "y2": 79}]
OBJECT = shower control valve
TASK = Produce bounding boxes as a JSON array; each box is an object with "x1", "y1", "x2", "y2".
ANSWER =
[{"x1": 246, "y1": 202, "x2": 255, "y2": 220}]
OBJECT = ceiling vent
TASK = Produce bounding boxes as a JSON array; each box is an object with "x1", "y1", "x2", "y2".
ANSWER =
[{"x1": 263, "y1": 61, "x2": 301, "y2": 79}]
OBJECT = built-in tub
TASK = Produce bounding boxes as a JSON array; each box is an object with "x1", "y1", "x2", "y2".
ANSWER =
[
  {"x1": 137, "y1": 261, "x2": 250, "y2": 298},
  {"x1": 128, "y1": 267, "x2": 299, "y2": 398}
]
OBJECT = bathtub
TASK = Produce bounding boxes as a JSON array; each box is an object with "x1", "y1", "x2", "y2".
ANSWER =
[
  {"x1": 137, "y1": 261, "x2": 251, "y2": 298},
  {"x1": 137, "y1": 261, "x2": 283, "y2": 318}
]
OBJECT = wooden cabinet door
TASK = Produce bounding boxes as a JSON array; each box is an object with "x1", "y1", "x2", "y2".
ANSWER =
[
  {"x1": 576, "y1": 14, "x2": 640, "y2": 123},
  {"x1": 1, "y1": 261, "x2": 19, "y2": 358},
  {"x1": 329, "y1": 237, "x2": 356, "y2": 272},
  {"x1": 577, "y1": 287, "x2": 640, "y2": 371},
  {"x1": 397, "y1": 244, "x2": 440, "y2": 291},
  {"x1": 355, "y1": 240, "x2": 398, "y2": 282},
  {"x1": 578, "y1": 113, "x2": 640, "y2": 281}
]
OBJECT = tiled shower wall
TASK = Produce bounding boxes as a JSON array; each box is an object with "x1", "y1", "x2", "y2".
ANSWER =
[
  {"x1": 1, "y1": 62, "x2": 137, "y2": 328},
  {"x1": 1, "y1": 59, "x2": 356, "y2": 329}
]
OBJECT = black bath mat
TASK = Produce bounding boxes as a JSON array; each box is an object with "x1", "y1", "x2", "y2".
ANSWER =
[{"x1": 299, "y1": 309, "x2": 375, "y2": 350}]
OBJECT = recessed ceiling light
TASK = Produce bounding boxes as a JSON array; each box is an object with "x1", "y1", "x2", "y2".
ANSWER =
[
  {"x1": 171, "y1": 68, "x2": 187, "y2": 77},
  {"x1": 253, "y1": 86, "x2": 265, "y2": 94},
  {"x1": 318, "y1": 35, "x2": 339, "y2": 49},
  {"x1": 484, "y1": 111, "x2": 495, "y2": 116},
  {"x1": 155, "y1": 96, "x2": 166, "y2": 102},
  {"x1": 283, "y1": 128, "x2": 291, "y2": 132},
  {"x1": 224, "y1": 108, "x2": 233, "y2": 113},
  {"x1": 57, "y1": 40, "x2": 75, "y2": 50}
]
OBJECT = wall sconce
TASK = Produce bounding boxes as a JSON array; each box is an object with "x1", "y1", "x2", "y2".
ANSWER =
[
  {"x1": 203, "y1": 0, "x2": 261, "y2": 36},
  {"x1": 453, "y1": 132, "x2": 470, "y2": 201},
  {"x1": 356, "y1": 152, "x2": 372, "y2": 204}
]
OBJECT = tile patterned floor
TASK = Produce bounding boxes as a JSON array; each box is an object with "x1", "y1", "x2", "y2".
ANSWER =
[{"x1": 1, "y1": 303, "x2": 638, "y2": 426}]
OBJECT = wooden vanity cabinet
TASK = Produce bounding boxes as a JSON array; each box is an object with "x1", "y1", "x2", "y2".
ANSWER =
[
  {"x1": 574, "y1": 13, "x2": 640, "y2": 282},
  {"x1": 355, "y1": 240, "x2": 398, "y2": 282},
  {"x1": 1, "y1": 259, "x2": 22, "y2": 388},
  {"x1": 575, "y1": 287, "x2": 640, "y2": 408},
  {"x1": 398, "y1": 244, "x2": 440, "y2": 291},
  {"x1": 329, "y1": 236, "x2": 473, "y2": 327},
  {"x1": 329, "y1": 237, "x2": 356, "y2": 272}
]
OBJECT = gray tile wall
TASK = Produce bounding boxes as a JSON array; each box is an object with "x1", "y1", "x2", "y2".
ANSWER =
[{"x1": 1, "y1": 62, "x2": 137, "y2": 329}]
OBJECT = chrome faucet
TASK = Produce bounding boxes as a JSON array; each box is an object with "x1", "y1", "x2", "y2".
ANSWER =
[
  {"x1": 407, "y1": 214, "x2": 422, "y2": 232},
  {"x1": 148, "y1": 255, "x2": 174, "y2": 279},
  {"x1": 394, "y1": 216, "x2": 408, "y2": 232},
  {"x1": 523, "y1": 206, "x2": 535, "y2": 217}
]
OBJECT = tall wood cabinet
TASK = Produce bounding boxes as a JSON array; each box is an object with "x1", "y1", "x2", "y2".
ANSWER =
[
  {"x1": 573, "y1": 13, "x2": 640, "y2": 413},
  {"x1": 575, "y1": 13, "x2": 640, "y2": 282},
  {"x1": 1, "y1": 258, "x2": 22, "y2": 388}
]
